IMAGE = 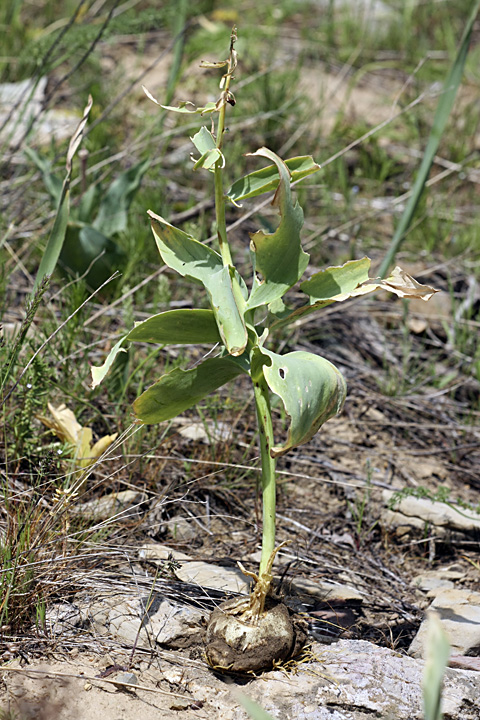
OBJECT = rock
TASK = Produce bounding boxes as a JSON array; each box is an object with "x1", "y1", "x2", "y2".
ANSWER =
[
  {"x1": 175, "y1": 419, "x2": 231, "y2": 444},
  {"x1": 88, "y1": 594, "x2": 203, "y2": 649},
  {"x1": 164, "y1": 516, "x2": 197, "y2": 542},
  {"x1": 382, "y1": 489, "x2": 480, "y2": 539},
  {"x1": 44, "y1": 602, "x2": 83, "y2": 636},
  {"x1": 73, "y1": 490, "x2": 146, "y2": 520},
  {"x1": 411, "y1": 571, "x2": 455, "y2": 596},
  {"x1": 290, "y1": 576, "x2": 365, "y2": 603},
  {"x1": 138, "y1": 543, "x2": 192, "y2": 563},
  {"x1": 112, "y1": 672, "x2": 138, "y2": 690},
  {"x1": 175, "y1": 561, "x2": 251, "y2": 594},
  {"x1": 409, "y1": 588, "x2": 480, "y2": 658},
  {"x1": 0, "y1": 77, "x2": 78, "y2": 149},
  {"x1": 176, "y1": 638, "x2": 480, "y2": 720}
]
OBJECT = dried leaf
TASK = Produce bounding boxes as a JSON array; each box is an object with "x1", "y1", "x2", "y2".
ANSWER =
[{"x1": 37, "y1": 403, "x2": 117, "y2": 469}]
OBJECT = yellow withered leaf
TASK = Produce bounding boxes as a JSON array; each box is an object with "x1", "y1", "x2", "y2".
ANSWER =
[{"x1": 37, "y1": 403, "x2": 117, "y2": 469}]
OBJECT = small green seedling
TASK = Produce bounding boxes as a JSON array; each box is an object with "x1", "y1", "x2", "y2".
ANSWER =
[{"x1": 92, "y1": 29, "x2": 437, "y2": 672}]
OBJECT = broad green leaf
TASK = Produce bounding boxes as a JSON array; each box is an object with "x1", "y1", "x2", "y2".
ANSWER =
[
  {"x1": 78, "y1": 182, "x2": 99, "y2": 223},
  {"x1": 33, "y1": 95, "x2": 93, "y2": 293},
  {"x1": 61, "y1": 225, "x2": 125, "y2": 289},
  {"x1": 205, "y1": 265, "x2": 248, "y2": 355},
  {"x1": 247, "y1": 148, "x2": 309, "y2": 310},
  {"x1": 133, "y1": 356, "x2": 246, "y2": 424},
  {"x1": 423, "y1": 612, "x2": 450, "y2": 720},
  {"x1": 379, "y1": 0, "x2": 480, "y2": 277},
  {"x1": 91, "y1": 335, "x2": 128, "y2": 389},
  {"x1": 271, "y1": 260, "x2": 438, "y2": 330},
  {"x1": 190, "y1": 127, "x2": 216, "y2": 154},
  {"x1": 227, "y1": 154, "x2": 320, "y2": 204},
  {"x1": 127, "y1": 308, "x2": 221, "y2": 345},
  {"x1": 149, "y1": 211, "x2": 247, "y2": 355},
  {"x1": 24, "y1": 146, "x2": 63, "y2": 206},
  {"x1": 255, "y1": 346, "x2": 346, "y2": 457},
  {"x1": 300, "y1": 257, "x2": 371, "y2": 301},
  {"x1": 93, "y1": 158, "x2": 150, "y2": 236}
]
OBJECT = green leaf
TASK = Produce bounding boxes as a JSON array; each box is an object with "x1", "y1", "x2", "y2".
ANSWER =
[
  {"x1": 60, "y1": 225, "x2": 125, "y2": 289},
  {"x1": 33, "y1": 95, "x2": 93, "y2": 293},
  {"x1": 227, "y1": 154, "x2": 320, "y2": 204},
  {"x1": 378, "y1": 0, "x2": 480, "y2": 277},
  {"x1": 148, "y1": 211, "x2": 248, "y2": 356},
  {"x1": 423, "y1": 612, "x2": 450, "y2": 720},
  {"x1": 91, "y1": 335, "x2": 128, "y2": 389},
  {"x1": 255, "y1": 346, "x2": 346, "y2": 457},
  {"x1": 93, "y1": 158, "x2": 150, "y2": 236},
  {"x1": 127, "y1": 308, "x2": 221, "y2": 345},
  {"x1": 300, "y1": 257, "x2": 371, "y2": 301},
  {"x1": 190, "y1": 126, "x2": 223, "y2": 170},
  {"x1": 133, "y1": 356, "x2": 246, "y2": 424},
  {"x1": 24, "y1": 146, "x2": 63, "y2": 206},
  {"x1": 78, "y1": 182, "x2": 99, "y2": 223},
  {"x1": 246, "y1": 148, "x2": 309, "y2": 310},
  {"x1": 193, "y1": 148, "x2": 223, "y2": 171}
]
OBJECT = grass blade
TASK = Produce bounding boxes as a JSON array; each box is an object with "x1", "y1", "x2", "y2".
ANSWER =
[
  {"x1": 33, "y1": 95, "x2": 92, "y2": 293},
  {"x1": 378, "y1": 0, "x2": 480, "y2": 277}
]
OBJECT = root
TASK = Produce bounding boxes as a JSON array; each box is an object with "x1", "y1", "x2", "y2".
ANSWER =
[{"x1": 236, "y1": 541, "x2": 289, "y2": 623}]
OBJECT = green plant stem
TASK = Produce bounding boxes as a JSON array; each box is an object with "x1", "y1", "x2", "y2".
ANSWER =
[
  {"x1": 214, "y1": 164, "x2": 232, "y2": 267},
  {"x1": 213, "y1": 36, "x2": 235, "y2": 267},
  {"x1": 253, "y1": 374, "x2": 276, "y2": 577}
]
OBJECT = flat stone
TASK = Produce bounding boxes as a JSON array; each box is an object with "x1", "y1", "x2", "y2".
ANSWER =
[
  {"x1": 171, "y1": 638, "x2": 480, "y2": 720},
  {"x1": 88, "y1": 594, "x2": 203, "y2": 649},
  {"x1": 175, "y1": 561, "x2": 251, "y2": 594},
  {"x1": 291, "y1": 576, "x2": 365, "y2": 603},
  {"x1": 164, "y1": 516, "x2": 197, "y2": 542},
  {"x1": 382, "y1": 490, "x2": 480, "y2": 537},
  {"x1": 138, "y1": 543, "x2": 192, "y2": 563},
  {"x1": 73, "y1": 490, "x2": 146, "y2": 520},
  {"x1": 411, "y1": 572, "x2": 455, "y2": 596},
  {"x1": 409, "y1": 588, "x2": 480, "y2": 658}
]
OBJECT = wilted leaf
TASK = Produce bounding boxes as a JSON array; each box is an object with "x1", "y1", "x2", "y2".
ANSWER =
[
  {"x1": 133, "y1": 356, "x2": 246, "y2": 424},
  {"x1": 246, "y1": 148, "x2": 309, "y2": 310},
  {"x1": 127, "y1": 308, "x2": 221, "y2": 345},
  {"x1": 273, "y1": 259, "x2": 439, "y2": 330},
  {"x1": 376, "y1": 266, "x2": 439, "y2": 300},
  {"x1": 227, "y1": 155, "x2": 320, "y2": 204},
  {"x1": 253, "y1": 347, "x2": 346, "y2": 457},
  {"x1": 37, "y1": 403, "x2": 117, "y2": 469},
  {"x1": 148, "y1": 211, "x2": 247, "y2": 355},
  {"x1": 142, "y1": 85, "x2": 217, "y2": 114}
]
